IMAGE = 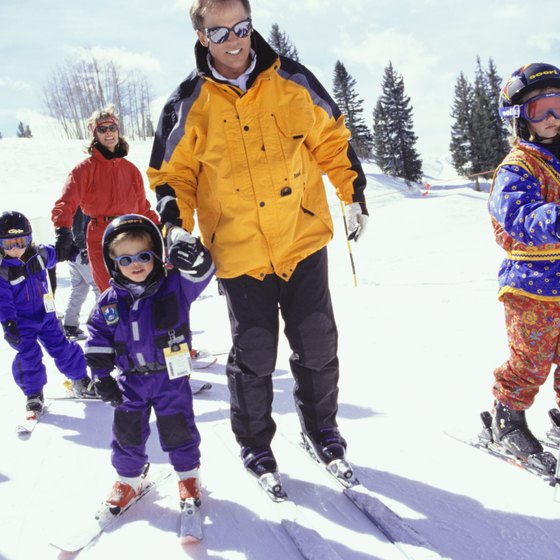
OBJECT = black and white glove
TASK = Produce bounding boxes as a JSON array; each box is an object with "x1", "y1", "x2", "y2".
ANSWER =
[
  {"x1": 156, "y1": 194, "x2": 182, "y2": 228},
  {"x1": 2, "y1": 319, "x2": 20, "y2": 349},
  {"x1": 93, "y1": 375, "x2": 123, "y2": 407},
  {"x1": 166, "y1": 227, "x2": 213, "y2": 278},
  {"x1": 54, "y1": 227, "x2": 74, "y2": 262},
  {"x1": 347, "y1": 202, "x2": 369, "y2": 242}
]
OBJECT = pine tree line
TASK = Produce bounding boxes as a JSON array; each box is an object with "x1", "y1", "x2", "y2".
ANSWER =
[
  {"x1": 32, "y1": 21, "x2": 507, "y2": 184},
  {"x1": 449, "y1": 57, "x2": 509, "y2": 176},
  {"x1": 269, "y1": 24, "x2": 514, "y2": 184}
]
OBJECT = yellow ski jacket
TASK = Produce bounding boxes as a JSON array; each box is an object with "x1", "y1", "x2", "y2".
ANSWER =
[{"x1": 148, "y1": 31, "x2": 367, "y2": 280}]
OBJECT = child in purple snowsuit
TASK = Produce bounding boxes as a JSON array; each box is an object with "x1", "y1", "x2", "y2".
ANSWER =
[
  {"x1": 0, "y1": 211, "x2": 93, "y2": 416},
  {"x1": 85, "y1": 214, "x2": 214, "y2": 512}
]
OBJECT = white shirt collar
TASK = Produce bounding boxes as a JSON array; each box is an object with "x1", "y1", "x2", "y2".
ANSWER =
[{"x1": 207, "y1": 49, "x2": 257, "y2": 92}]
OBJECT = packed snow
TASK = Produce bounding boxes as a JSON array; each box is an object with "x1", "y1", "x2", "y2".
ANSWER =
[{"x1": 1, "y1": 138, "x2": 560, "y2": 560}]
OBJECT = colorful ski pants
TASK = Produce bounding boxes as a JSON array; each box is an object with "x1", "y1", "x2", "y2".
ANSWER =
[
  {"x1": 111, "y1": 372, "x2": 201, "y2": 477},
  {"x1": 493, "y1": 293, "x2": 560, "y2": 410}
]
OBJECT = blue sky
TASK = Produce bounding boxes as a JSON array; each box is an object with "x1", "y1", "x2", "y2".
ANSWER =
[{"x1": 1, "y1": 0, "x2": 559, "y2": 164}]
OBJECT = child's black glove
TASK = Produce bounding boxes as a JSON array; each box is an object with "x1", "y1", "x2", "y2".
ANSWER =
[
  {"x1": 166, "y1": 227, "x2": 213, "y2": 278},
  {"x1": 2, "y1": 319, "x2": 20, "y2": 349},
  {"x1": 55, "y1": 227, "x2": 74, "y2": 262},
  {"x1": 93, "y1": 375, "x2": 123, "y2": 407}
]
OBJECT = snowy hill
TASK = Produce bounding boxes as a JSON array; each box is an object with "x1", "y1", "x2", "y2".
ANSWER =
[{"x1": 1, "y1": 138, "x2": 560, "y2": 560}]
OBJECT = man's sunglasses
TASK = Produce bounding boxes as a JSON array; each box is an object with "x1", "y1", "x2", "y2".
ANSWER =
[
  {"x1": 501, "y1": 92, "x2": 560, "y2": 123},
  {"x1": 202, "y1": 18, "x2": 252, "y2": 45},
  {"x1": 114, "y1": 250, "x2": 156, "y2": 267},
  {"x1": 0, "y1": 234, "x2": 32, "y2": 251},
  {"x1": 96, "y1": 124, "x2": 118, "y2": 134}
]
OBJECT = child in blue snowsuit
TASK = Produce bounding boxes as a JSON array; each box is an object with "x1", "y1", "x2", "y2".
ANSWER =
[
  {"x1": 0, "y1": 211, "x2": 94, "y2": 415},
  {"x1": 85, "y1": 214, "x2": 214, "y2": 513}
]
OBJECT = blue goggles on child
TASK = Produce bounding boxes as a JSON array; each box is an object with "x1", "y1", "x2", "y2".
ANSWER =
[
  {"x1": 501, "y1": 92, "x2": 560, "y2": 123},
  {"x1": 0, "y1": 234, "x2": 32, "y2": 250},
  {"x1": 114, "y1": 250, "x2": 156, "y2": 267}
]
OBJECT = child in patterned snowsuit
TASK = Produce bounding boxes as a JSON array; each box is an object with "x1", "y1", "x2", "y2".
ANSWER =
[
  {"x1": 488, "y1": 62, "x2": 560, "y2": 464},
  {"x1": 0, "y1": 211, "x2": 94, "y2": 415},
  {"x1": 85, "y1": 214, "x2": 214, "y2": 515}
]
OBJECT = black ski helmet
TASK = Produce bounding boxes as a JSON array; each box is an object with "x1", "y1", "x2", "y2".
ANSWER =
[
  {"x1": 499, "y1": 62, "x2": 560, "y2": 138},
  {"x1": 0, "y1": 211, "x2": 32, "y2": 239},
  {"x1": 102, "y1": 214, "x2": 164, "y2": 277}
]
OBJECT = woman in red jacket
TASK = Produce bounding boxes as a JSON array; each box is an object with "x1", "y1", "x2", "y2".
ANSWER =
[{"x1": 52, "y1": 106, "x2": 159, "y2": 292}]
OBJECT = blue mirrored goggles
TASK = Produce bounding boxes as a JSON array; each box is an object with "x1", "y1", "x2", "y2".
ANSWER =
[
  {"x1": 500, "y1": 92, "x2": 560, "y2": 123},
  {"x1": 0, "y1": 234, "x2": 32, "y2": 250},
  {"x1": 113, "y1": 250, "x2": 156, "y2": 267},
  {"x1": 203, "y1": 18, "x2": 252, "y2": 44}
]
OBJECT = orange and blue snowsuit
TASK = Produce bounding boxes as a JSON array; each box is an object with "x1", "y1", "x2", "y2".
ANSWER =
[{"x1": 488, "y1": 139, "x2": 560, "y2": 409}]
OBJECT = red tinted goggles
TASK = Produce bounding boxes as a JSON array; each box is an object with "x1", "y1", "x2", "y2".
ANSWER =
[
  {"x1": 521, "y1": 92, "x2": 560, "y2": 123},
  {"x1": 0, "y1": 234, "x2": 32, "y2": 250}
]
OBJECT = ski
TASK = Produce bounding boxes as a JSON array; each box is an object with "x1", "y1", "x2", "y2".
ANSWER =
[
  {"x1": 190, "y1": 380, "x2": 212, "y2": 395},
  {"x1": 445, "y1": 411, "x2": 557, "y2": 484},
  {"x1": 191, "y1": 354, "x2": 218, "y2": 370},
  {"x1": 50, "y1": 465, "x2": 172, "y2": 553},
  {"x1": 294, "y1": 432, "x2": 446, "y2": 560},
  {"x1": 213, "y1": 420, "x2": 343, "y2": 559},
  {"x1": 179, "y1": 497, "x2": 203, "y2": 544},
  {"x1": 16, "y1": 405, "x2": 48, "y2": 437}
]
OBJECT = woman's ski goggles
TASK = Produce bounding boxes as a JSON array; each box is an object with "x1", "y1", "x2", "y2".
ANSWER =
[
  {"x1": 202, "y1": 18, "x2": 252, "y2": 44},
  {"x1": 114, "y1": 250, "x2": 155, "y2": 267},
  {"x1": 501, "y1": 92, "x2": 560, "y2": 123},
  {"x1": 0, "y1": 234, "x2": 32, "y2": 250}
]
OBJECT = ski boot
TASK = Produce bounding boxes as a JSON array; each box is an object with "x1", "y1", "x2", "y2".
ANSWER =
[
  {"x1": 301, "y1": 427, "x2": 358, "y2": 487},
  {"x1": 178, "y1": 469, "x2": 203, "y2": 543},
  {"x1": 64, "y1": 325, "x2": 87, "y2": 341},
  {"x1": 26, "y1": 391, "x2": 44, "y2": 418},
  {"x1": 489, "y1": 401, "x2": 556, "y2": 474},
  {"x1": 241, "y1": 446, "x2": 286, "y2": 501},
  {"x1": 104, "y1": 473, "x2": 148, "y2": 515},
  {"x1": 72, "y1": 376, "x2": 98, "y2": 398}
]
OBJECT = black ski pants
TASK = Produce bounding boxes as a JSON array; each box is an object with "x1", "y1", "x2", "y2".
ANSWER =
[{"x1": 220, "y1": 247, "x2": 340, "y2": 448}]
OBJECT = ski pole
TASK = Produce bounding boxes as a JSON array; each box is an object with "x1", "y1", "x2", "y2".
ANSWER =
[{"x1": 340, "y1": 200, "x2": 358, "y2": 287}]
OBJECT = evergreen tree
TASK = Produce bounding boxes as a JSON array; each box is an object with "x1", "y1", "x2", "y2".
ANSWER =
[
  {"x1": 449, "y1": 72, "x2": 474, "y2": 175},
  {"x1": 332, "y1": 60, "x2": 373, "y2": 159},
  {"x1": 485, "y1": 58, "x2": 510, "y2": 165},
  {"x1": 16, "y1": 121, "x2": 32, "y2": 138},
  {"x1": 268, "y1": 23, "x2": 300, "y2": 61},
  {"x1": 470, "y1": 57, "x2": 497, "y2": 173},
  {"x1": 372, "y1": 62, "x2": 423, "y2": 182},
  {"x1": 372, "y1": 99, "x2": 392, "y2": 171},
  {"x1": 0, "y1": 131, "x2": 3, "y2": 139},
  {"x1": 449, "y1": 58, "x2": 509, "y2": 177}
]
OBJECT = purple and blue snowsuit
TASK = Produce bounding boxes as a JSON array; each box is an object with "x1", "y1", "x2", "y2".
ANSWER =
[
  {"x1": 0, "y1": 244, "x2": 87, "y2": 396},
  {"x1": 85, "y1": 267, "x2": 213, "y2": 477}
]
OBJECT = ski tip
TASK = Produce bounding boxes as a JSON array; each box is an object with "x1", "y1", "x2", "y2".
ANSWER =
[{"x1": 180, "y1": 534, "x2": 202, "y2": 545}]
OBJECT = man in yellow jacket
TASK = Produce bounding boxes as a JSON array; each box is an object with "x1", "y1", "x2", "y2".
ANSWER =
[{"x1": 148, "y1": 0, "x2": 368, "y2": 495}]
